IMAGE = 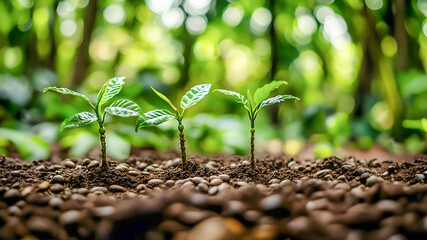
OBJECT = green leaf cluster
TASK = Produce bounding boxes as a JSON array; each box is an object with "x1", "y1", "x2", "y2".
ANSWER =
[
  {"x1": 136, "y1": 84, "x2": 212, "y2": 130},
  {"x1": 44, "y1": 77, "x2": 142, "y2": 131},
  {"x1": 215, "y1": 81, "x2": 300, "y2": 125}
]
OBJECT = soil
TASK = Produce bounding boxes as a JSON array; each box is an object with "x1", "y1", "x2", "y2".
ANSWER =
[{"x1": 0, "y1": 150, "x2": 426, "y2": 240}]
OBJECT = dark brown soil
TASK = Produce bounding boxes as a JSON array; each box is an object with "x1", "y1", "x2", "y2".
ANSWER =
[{"x1": 0, "y1": 151, "x2": 426, "y2": 240}]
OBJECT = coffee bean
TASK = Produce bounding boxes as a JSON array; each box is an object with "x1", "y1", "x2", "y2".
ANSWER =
[
  {"x1": 191, "y1": 177, "x2": 204, "y2": 184},
  {"x1": 287, "y1": 216, "x2": 310, "y2": 234},
  {"x1": 50, "y1": 184, "x2": 64, "y2": 193},
  {"x1": 210, "y1": 179, "x2": 223, "y2": 186},
  {"x1": 242, "y1": 160, "x2": 250, "y2": 166},
  {"x1": 314, "y1": 169, "x2": 332, "y2": 178},
  {"x1": 234, "y1": 181, "x2": 248, "y2": 187},
  {"x1": 92, "y1": 206, "x2": 115, "y2": 217},
  {"x1": 269, "y1": 179, "x2": 280, "y2": 184},
  {"x1": 49, "y1": 197, "x2": 63, "y2": 208},
  {"x1": 21, "y1": 186, "x2": 33, "y2": 197},
  {"x1": 60, "y1": 210, "x2": 84, "y2": 225},
  {"x1": 182, "y1": 181, "x2": 195, "y2": 188},
  {"x1": 90, "y1": 187, "x2": 108, "y2": 193},
  {"x1": 81, "y1": 158, "x2": 91, "y2": 165},
  {"x1": 147, "y1": 179, "x2": 164, "y2": 187},
  {"x1": 38, "y1": 181, "x2": 51, "y2": 190},
  {"x1": 63, "y1": 160, "x2": 76, "y2": 168},
  {"x1": 334, "y1": 183, "x2": 350, "y2": 190},
  {"x1": 197, "y1": 183, "x2": 209, "y2": 193},
  {"x1": 88, "y1": 161, "x2": 99, "y2": 168},
  {"x1": 35, "y1": 165, "x2": 46, "y2": 171},
  {"x1": 366, "y1": 176, "x2": 383, "y2": 187},
  {"x1": 415, "y1": 174, "x2": 425, "y2": 181},
  {"x1": 10, "y1": 170, "x2": 20, "y2": 177},
  {"x1": 260, "y1": 195, "x2": 283, "y2": 211},
  {"x1": 219, "y1": 174, "x2": 230, "y2": 181},
  {"x1": 109, "y1": 185, "x2": 126, "y2": 192},
  {"x1": 3, "y1": 189, "x2": 20, "y2": 199},
  {"x1": 165, "y1": 180, "x2": 175, "y2": 187},
  {"x1": 51, "y1": 175, "x2": 64, "y2": 183},
  {"x1": 208, "y1": 186, "x2": 218, "y2": 195},
  {"x1": 280, "y1": 180, "x2": 292, "y2": 187}
]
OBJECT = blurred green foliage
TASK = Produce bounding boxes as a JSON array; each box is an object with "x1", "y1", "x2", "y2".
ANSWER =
[{"x1": 0, "y1": 0, "x2": 426, "y2": 160}]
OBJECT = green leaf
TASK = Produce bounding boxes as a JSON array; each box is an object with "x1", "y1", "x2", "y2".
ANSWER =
[
  {"x1": 43, "y1": 87, "x2": 94, "y2": 108},
  {"x1": 97, "y1": 77, "x2": 125, "y2": 108},
  {"x1": 151, "y1": 86, "x2": 178, "y2": 112},
  {"x1": 105, "y1": 99, "x2": 143, "y2": 117},
  {"x1": 0, "y1": 128, "x2": 50, "y2": 161},
  {"x1": 247, "y1": 89, "x2": 253, "y2": 110},
  {"x1": 180, "y1": 84, "x2": 212, "y2": 109},
  {"x1": 258, "y1": 95, "x2": 300, "y2": 109},
  {"x1": 214, "y1": 89, "x2": 247, "y2": 105},
  {"x1": 60, "y1": 112, "x2": 97, "y2": 132},
  {"x1": 135, "y1": 109, "x2": 175, "y2": 131},
  {"x1": 253, "y1": 81, "x2": 287, "y2": 108}
]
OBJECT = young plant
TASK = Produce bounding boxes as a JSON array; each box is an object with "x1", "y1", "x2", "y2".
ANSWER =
[
  {"x1": 215, "y1": 81, "x2": 299, "y2": 168},
  {"x1": 44, "y1": 77, "x2": 143, "y2": 170},
  {"x1": 135, "y1": 84, "x2": 212, "y2": 166}
]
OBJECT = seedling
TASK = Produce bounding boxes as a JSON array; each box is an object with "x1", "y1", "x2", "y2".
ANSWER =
[
  {"x1": 44, "y1": 77, "x2": 143, "y2": 170},
  {"x1": 136, "y1": 84, "x2": 212, "y2": 166},
  {"x1": 215, "y1": 81, "x2": 299, "y2": 168}
]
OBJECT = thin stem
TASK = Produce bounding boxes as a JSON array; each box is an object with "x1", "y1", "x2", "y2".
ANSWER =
[
  {"x1": 98, "y1": 124, "x2": 107, "y2": 170},
  {"x1": 250, "y1": 119, "x2": 255, "y2": 169},
  {"x1": 177, "y1": 118, "x2": 187, "y2": 166}
]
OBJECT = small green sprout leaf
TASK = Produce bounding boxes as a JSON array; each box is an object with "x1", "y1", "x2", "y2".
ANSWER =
[
  {"x1": 135, "y1": 109, "x2": 175, "y2": 131},
  {"x1": 43, "y1": 87, "x2": 94, "y2": 108},
  {"x1": 151, "y1": 87, "x2": 178, "y2": 113},
  {"x1": 105, "y1": 99, "x2": 143, "y2": 117},
  {"x1": 145, "y1": 84, "x2": 212, "y2": 165},
  {"x1": 44, "y1": 77, "x2": 139, "y2": 170},
  {"x1": 258, "y1": 95, "x2": 300, "y2": 109},
  {"x1": 97, "y1": 77, "x2": 125, "y2": 108},
  {"x1": 215, "y1": 81, "x2": 298, "y2": 169},
  {"x1": 214, "y1": 89, "x2": 247, "y2": 105},
  {"x1": 253, "y1": 81, "x2": 287, "y2": 108},
  {"x1": 180, "y1": 84, "x2": 212, "y2": 110},
  {"x1": 59, "y1": 112, "x2": 97, "y2": 132}
]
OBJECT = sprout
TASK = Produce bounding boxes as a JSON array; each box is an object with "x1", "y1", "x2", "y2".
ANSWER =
[
  {"x1": 215, "y1": 81, "x2": 299, "y2": 168},
  {"x1": 136, "y1": 84, "x2": 212, "y2": 166},
  {"x1": 44, "y1": 77, "x2": 142, "y2": 170}
]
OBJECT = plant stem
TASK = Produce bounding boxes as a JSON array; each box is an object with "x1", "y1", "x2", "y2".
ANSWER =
[
  {"x1": 178, "y1": 120, "x2": 187, "y2": 166},
  {"x1": 99, "y1": 127, "x2": 107, "y2": 170},
  {"x1": 250, "y1": 120, "x2": 255, "y2": 169}
]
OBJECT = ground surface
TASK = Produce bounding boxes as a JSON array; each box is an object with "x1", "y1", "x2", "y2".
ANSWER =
[{"x1": 0, "y1": 150, "x2": 426, "y2": 240}]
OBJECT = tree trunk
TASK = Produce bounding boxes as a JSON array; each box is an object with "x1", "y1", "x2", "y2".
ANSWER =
[
  {"x1": 70, "y1": 0, "x2": 97, "y2": 88},
  {"x1": 173, "y1": 24, "x2": 194, "y2": 101},
  {"x1": 267, "y1": 0, "x2": 280, "y2": 125},
  {"x1": 392, "y1": 0, "x2": 409, "y2": 70},
  {"x1": 46, "y1": 0, "x2": 58, "y2": 71},
  {"x1": 363, "y1": 6, "x2": 404, "y2": 140}
]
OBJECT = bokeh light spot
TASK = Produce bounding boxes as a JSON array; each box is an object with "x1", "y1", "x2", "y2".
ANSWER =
[
  {"x1": 103, "y1": 4, "x2": 126, "y2": 25},
  {"x1": 365, "y1": 0, "x2": 383, "y2": 10},
  {"x1": 161, "y1": 7, "x2": 185, "y2": 29},
  {"x1": 194, "y1": 39, "x2": 215, "y2": 60},
  {"x1": 186, "y1": 16, "x2": 207, "y2": 35},
  {"x1": 222, "y1": 6, "x2": 244, "y2": 27},
  {"x1": 183, "y1": 0, "x2": 211, "y2": 16},
  {"x1": 250, "y1": 8, "x2": 272, "y2": 35},
  {"x1": 60, "y1": 20, "x2": 77, "y2": 37},
  {"x1": 381, "y1": 35, "x2": 397, "y2": 57},
  {"x1": 297, "y1": 14, "x2": 317, "y2": 35},
  {"x1": 146, "y1": 0, "x2": 173, "y2": 14},
  {"x1": 57, "y1": 1, "x2": 75, "y2": 19},
  {"x1": 4, "y1": 47, "x2": 23, "y2": 69}
]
